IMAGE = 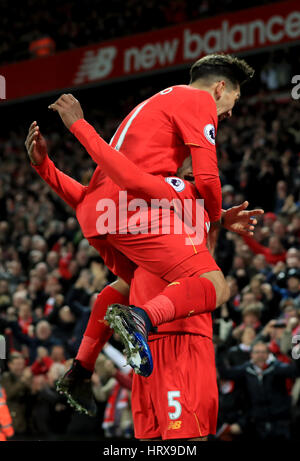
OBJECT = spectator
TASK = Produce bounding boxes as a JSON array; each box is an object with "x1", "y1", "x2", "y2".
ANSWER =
[
  {"x1": 1, "y1": 353, "x2": 32, "y2": 435},
  {"x1": 217, "y1": 326, "x2": 256, "y2": 441},
  {"x1": 31, "y1": 346, "x2": 53, "y2": 376},
  {"x1": 218, "y1": 341, "x2": 300, "y2": 440},
  {"x1": 232, "y1": 304, "x2": 262, "y2": 341},
  {"x1": 0, "y1": 279, "x2": 11, "y2": 312},
  {"x1": 29, "y1": 363, "x2": 71, "y2": 436},
  {"x1": 243, "y1": 234, "x2": 287, "y2": 265},
  {"x1": 92, "y1": 353, "x2": 133, "y2": 438},
  {"x1": 8, "y1": 320, "x2": 62, "y2": 364},
  {"x1": 50, "y1": 344, "x2": 66, "y2": 364}
]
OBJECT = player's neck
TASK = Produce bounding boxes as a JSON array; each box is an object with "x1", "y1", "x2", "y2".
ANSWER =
[
  {"x1": 189, "y1": 82, "x2": 224, "y2": 115},
  {"x1": 189, "y1": 82, "x2": 216, "y2": 102}
]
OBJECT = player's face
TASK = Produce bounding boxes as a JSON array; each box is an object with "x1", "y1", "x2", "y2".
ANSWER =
[
  {"x1": 216, "y1": 82, "x2": 240, "y2": 121},
  {"x1": 176, "y1": 156, "x2": 194, "y2": 183}
]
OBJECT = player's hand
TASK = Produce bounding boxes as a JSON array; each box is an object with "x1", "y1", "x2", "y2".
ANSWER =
[
  {"x1": 48, "y1": 93, "x2": 84, "y2": 129},
  {"x1": 222, "y1": 201, "x2": 264, "y2": 236},
  {"x1": 25, "y1": 121, "x2": 48, "y2": 165}
]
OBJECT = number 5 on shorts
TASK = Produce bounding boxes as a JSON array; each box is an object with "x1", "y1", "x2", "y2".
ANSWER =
[{"x1": 168, "y1": 391, "x2": 182, "y2": 420}]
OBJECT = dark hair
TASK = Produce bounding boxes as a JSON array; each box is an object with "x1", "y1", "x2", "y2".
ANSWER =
[
  {"x1": 190, "y1": 53, "x2": 254, "y2": 88},
  {"x1": 8, "y1": 352, "x2": 23, "y2": 363},
  {"x1": 251, "y1": 340, "x2": 269, "y2": 352}
]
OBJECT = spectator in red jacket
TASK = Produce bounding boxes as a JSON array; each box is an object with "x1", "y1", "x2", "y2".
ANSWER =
[
  {"x1": 243, "y1": 234, "x2": 286, "y2": 265},
  {"x1": 31, "y1": 347, "x2": 53, "y2": 376}
]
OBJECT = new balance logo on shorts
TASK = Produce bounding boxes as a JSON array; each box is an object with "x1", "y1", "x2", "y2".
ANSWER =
[{"x1": 168, "y1": 420, "x2": 182, "y2": 430}]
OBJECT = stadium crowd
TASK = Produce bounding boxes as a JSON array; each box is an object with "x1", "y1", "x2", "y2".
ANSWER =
[
  {"x1": 0, "y1": 53, "x2": 300, "y2": 440},
  {"x1": 0, "y1": 0, "x2": 282, "y2": 65}
]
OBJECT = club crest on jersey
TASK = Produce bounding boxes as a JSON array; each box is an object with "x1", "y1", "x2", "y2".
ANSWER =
[
  {"x1": 165, "y1": 177, "x2": 185, "y2": 192},
  {"x1": 204, "y1": 124, "x2": 215, "y2": 145}
]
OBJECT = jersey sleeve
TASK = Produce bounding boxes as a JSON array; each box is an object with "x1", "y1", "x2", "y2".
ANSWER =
[
  {"x1": 70, "y1": 119, "x2": 176, "y2": 202},
  {"x1": 171, "y1": 90, "x2": 218, "y2": 152},
  {"x1": 171, "y1": 91, "x2": 221, "y2": 222},
  {"x1": 32, "y1": 155, "x2": 87, "y2": 210},
  {"x1": 191, "y1": 149, "x2": 222, "y2": 222},
  {"x1": 71, "y1": 119, "x2": 199, "y2": 206}
]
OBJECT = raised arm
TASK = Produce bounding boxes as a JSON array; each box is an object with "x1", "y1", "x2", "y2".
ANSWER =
[
  {"x1": 25, "y1": 121, "x2": 86, "y2": 209},
  {"x1": 70, "y1": 119, "x2": 175, "y2": 202},
  {"x1": 242, "y1": 234, "x2": 269, "y2": 256},
  {"x1": 48, "y1": 95, "x2": 175, "y2": 203}
]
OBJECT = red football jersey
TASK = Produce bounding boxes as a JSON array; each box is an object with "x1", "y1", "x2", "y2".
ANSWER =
[
  {"x1": 109, "y1": 84, "x2": 218, "y2": 176},
  {"x1": 70, "y1": 85, "x2": 219, "y2": 236}
]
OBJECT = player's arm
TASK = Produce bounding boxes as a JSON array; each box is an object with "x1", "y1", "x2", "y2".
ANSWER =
[
  {"x1": 172, "y1": 91, "x2": 222, "y2": 224},
  {"x1": 191, "y1": 147, "x2": 222, "y2": 223},
  {"x1": 25, "y1": 121, "x2": 86, "y2": 210},
  {"x1": 48, "y1": 94, "x2": 175, "y2": 202},
  {"x1": 70, "y1": 119, "x2": 176, "y2": 202}
]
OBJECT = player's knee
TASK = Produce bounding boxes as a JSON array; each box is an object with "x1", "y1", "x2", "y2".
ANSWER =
[
  {"x1": 110, "y1": 278, "x2": 130, "y2": 297},
  {"x1": 216, "y1": 275, "x2": 230, "y2": 306},
  {"x1": 200, "y1": 271, "x2": 229, "y2": 307},
  {"x1": 222, "y1": 281, "x2": 231, "y2": 305},
  {"x1": 216, "y1": 276, "x2": 230, "y2": 306}
]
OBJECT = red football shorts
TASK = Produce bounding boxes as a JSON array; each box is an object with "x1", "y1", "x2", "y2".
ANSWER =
[{"x1": 131, "y1": 333, "x2": 218, "y2": 440}]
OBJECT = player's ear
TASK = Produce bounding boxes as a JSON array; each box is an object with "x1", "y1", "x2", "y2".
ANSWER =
[{"x1": 214, "y1": 81, "x2": 225, "y2": 100}]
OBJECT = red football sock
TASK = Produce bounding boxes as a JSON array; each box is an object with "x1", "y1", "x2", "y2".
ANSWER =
[
  {"x1": 76, "y1": 285, "x2": 129, "y2": 371},
  {"x1": 142, "y1": 275, "x2": 216, "y2": 326}
]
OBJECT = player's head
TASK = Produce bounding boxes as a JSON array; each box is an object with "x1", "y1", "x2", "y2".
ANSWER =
[
  {"x1": 176, "y1": 156, "x2": 194, "y2": 183},
  {"x1": 190, "y1": 53, "x2": 254, "y2": 120}
]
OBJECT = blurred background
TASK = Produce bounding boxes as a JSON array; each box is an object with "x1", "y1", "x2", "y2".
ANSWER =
[{"x1": 0, "y1": 0, "x2": 300, "y2": 442}]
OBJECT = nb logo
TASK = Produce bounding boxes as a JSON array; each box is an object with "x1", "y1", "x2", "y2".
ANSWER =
[
  {"x1": 74, "y1": 47, "x2": 117, "y2": 84},
  {"x1": 0, "y1": 335, "x2": 6, "y2": 359},
  {"x1": 168, "y1": 420, "x2": 182, "y2": 430}
]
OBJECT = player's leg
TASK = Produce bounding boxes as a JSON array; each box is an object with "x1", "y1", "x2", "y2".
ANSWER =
[
  {"x1": 105, "y1": 250, "x2": 229, "y2": 377},
  {"x1": 131, "y1": 363, "x2": 162, "y2": 440},
  {"x1": 141, "y1": 268, "x2": 230, "y2": 326},
  {"x1": 56, "y1": 277, "x2": 130, "y2": 416},
  {"x1": 76, "y1": 278, "x2": 129, "y2": 371},
  {"x1": 131, "y1": 335, "x2": 218, "y2": 441},
  {"x1": 56, "y1": 240, "x2": 137, "y2": 415}
]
